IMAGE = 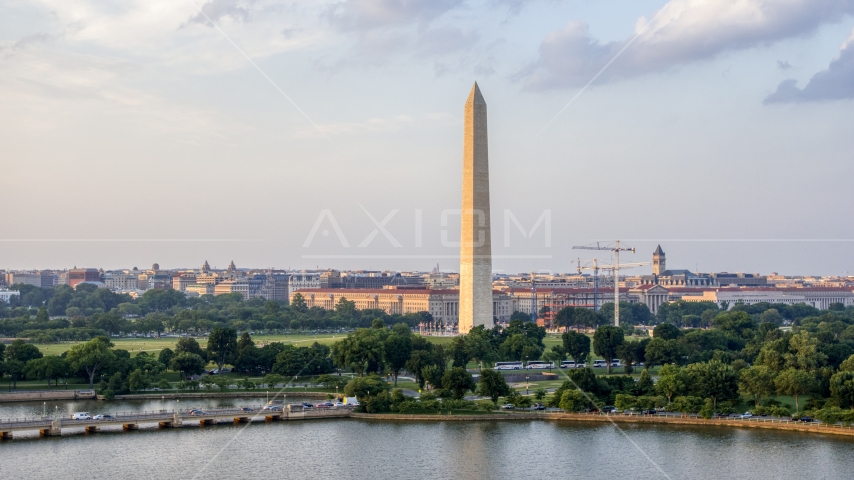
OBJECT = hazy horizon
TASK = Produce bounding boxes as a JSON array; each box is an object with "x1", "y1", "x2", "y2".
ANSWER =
[{"x1": 2, "y1": 1, "x2": 853, "y2": 276}]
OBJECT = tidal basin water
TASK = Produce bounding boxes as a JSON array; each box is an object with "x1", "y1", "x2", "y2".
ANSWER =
[{"x1": 2, "y1": 399, "x2": 853, "y2": 479}]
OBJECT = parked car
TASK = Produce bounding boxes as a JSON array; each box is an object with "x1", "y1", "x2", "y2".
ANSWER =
[
  {"x1": 72, "y1": 412, "x2": 92, "y2": 420},
  {"x1": 798, "y1": 417, "x2": 815, "y2": 422},
  {"x1": 739, "y1": 412, "x2": 753, "y2": 419},
  {"x1": 262, "y1": 405, "x2": 282, "y2": 412},
  {"x1": 600, "y1": 406, "x2": 618, "y2": 413},
  {"x1": 333, "y1": 402, "x2": 346, "y2": 407},
  {"x1": 301, "y1": 402, "x2": 314, "y2": 408},
  {"x1": 532, "y1": 403, "x2": 545, "y2": 411},
  {"x1": 93, "y1": 414, "x2": 116, "y2": 421},
  {"x1": 500, "y1": 404, "x2": 514, "y2": 410},
  {"x1": 315, "y1": 402, "x2": 334, "y2": 408},
  {"x1": 239, "y1": 407, "x2": 254, "y2": 413},
  {"x1": 188, "y1": 409, "x2": 206, "y2": 416},
  {"x1": 643, "y1": 409, "x2": 658, "y2": 415},
  {"x1": 713, "y1": 413, "x2": 729, "y2": 418}
]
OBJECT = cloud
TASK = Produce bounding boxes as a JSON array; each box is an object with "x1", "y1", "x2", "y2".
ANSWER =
[
  {"x1": 518, "y1": 0, "x2": 854, "y2": 90},
  {"x1": 326, "y1": 0, "x2": 463, "y2": 32},
  {"x1": 765, "y1": 27, "x2": 854, "y2": 103},
  {"x1": 318, "y1": 0, "x2": 477, "y2": 68},
  {"x1": 491, "y1": 0, "x2": 558, "y2": 17},
  {"x1": 187, "y1": 0, "x2": 251, "y2": 26},
  {"x1": 777, "y1": 60, "x2": 793, "y2": 70}
]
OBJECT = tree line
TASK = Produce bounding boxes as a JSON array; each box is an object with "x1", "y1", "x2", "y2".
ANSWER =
[{"x1": 0, "y1": 284, "x2": 428, "y2": 341}]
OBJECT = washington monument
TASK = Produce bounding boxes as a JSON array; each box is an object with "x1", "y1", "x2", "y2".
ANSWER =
[{"x1": 458, "y1": 82, "x2": 493, "y2": 334}]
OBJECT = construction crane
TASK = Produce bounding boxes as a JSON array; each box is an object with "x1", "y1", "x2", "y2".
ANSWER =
[
  {"x1": 573, "y1": 240, "x2": 642, "y2": 327},
  {"x1": 576, "y1": 259, "x2": 601, "y2": 313},
  {"x1": 577, "y1": 259, "x2": 649, "y2": 318},
  {"x1": 530, "y1": 271, "x2": 537, "y2": 323}
]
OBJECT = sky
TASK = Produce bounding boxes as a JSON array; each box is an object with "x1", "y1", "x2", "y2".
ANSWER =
[{"x1": 1, "y1": 0, "x2": 853, "y2": 276}]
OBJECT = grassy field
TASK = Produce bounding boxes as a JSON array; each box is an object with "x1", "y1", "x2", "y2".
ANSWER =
[
  {"x1": 34, "y1": 334, "x2": 346, "y2": 357},
  {"x1": 33, "y1": 331, "x2": 649, "y2": 360}
]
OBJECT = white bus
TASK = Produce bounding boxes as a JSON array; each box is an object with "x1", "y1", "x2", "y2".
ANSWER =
[
  {"x1": 493, "y1": 361, "x2": 523, "y2": 370},
  {"x1": 592, "y1": 360, "x2": 607, "y2": 368},
  {"x1": 560, "y1": 361, "x2": 586, "y2": 369},
  {"x1": 525, "y1": 361, "x2": 555, "y2": 370}
]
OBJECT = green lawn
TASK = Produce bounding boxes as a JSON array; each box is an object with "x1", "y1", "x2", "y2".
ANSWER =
[{"x1": 34, "y1": 334, "x2": 346, "y2": 357}]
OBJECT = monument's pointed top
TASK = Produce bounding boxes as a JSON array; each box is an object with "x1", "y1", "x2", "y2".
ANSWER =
[{"x1": 466, "y1": 81, "x2": 486, "y2": 106}]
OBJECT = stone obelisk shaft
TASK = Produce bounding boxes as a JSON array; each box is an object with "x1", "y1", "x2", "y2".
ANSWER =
[{"x1": 459, "y1": 82, "x2": 493, "y2": 334}]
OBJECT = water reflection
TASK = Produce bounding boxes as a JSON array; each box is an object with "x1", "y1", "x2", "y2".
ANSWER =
[{"x1": 1, "y1": 414, "x2": 852, "y2": 479}]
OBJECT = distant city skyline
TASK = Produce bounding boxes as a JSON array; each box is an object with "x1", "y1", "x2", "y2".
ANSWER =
[{"x1": 2, "y1": 1, "x2": 853, "y2": 275}]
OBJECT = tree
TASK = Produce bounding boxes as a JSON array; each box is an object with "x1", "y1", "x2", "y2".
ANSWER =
[
  {"x1": 213, "y1": 376, "x2": 232, "y2": 392},
  {"x1": 562, "y1": 330, "x2": 591, "y2": 365},
  {"x1": 291, "y1": 293, "x2": 307, "y2": 313},
  {"x1": 686, "y1": 360, "x2": 738, "y2": 409},
  {"x1": 616, "y1": 341, "x2": 642, "y2": 374},
  {"x1": 384, "y1": 333, "x2": 412, "y2": 386},
  {"x1": 234, "y1": 332, "x2": 260, "y2": 373},
  {"x1": 738, "y1": 365, "x2": 777, "y2": 407},
  {"x1": 593, "y1": 326, "x2": 624, "y2": 374},
  {"x1": 655, "y1": 364, "x2": 686, "y2": 403},
  {"x1": 840, "y1": 354, "x2": 854, "y2": 373},
  {"x1": 127, "y1": 369, "x2": 151, "y2": 392},
  {"x1": 5, "y1": 339, "x2": 43, "y2": 363},
  {"x1": 343, "y1": 375, "x2": 389, "y2": 399},
  {"x1": 66, "y1": 336, "x2": 115, "y2": 389},
  {"x1": 24, "y1": 356, "x2": 70, "y2": 387},
  {"x1": 635, "y1": 368, "x2": 654, "y2": 396},
  {"x1": 332, "y1": 329, "x2": 385, "y2": 377},
  {"x1": 830, "y1": 371, "x2": 854, "y2": 409},
  {"x1": 463, "y1": 326, "x2": 495, "y2": 367},
  {"x1": 263, "y1": 373, "x2": 287, "y2": 388},
  {"x1": 774, "y1": 368, "x2": 817, "y2": 413},
  {"x1": 3, "y1": 360, "x2": 25, "y2": 389},
  {"x1": 175, "y1": 337, "x2": 206, "y2": 358},
  {"x1": 559, "y1": 389, "x2": 587, "y2": 412},
  {"x1": 478, "y1": 369, "x2": 511, "y2": 404},
  {"x1": 170, "y1": 353, "x2": 206, "y2": 380},
  {"x1": 207, "y1": 327, "x2": 238, "y2": 373},
  {"x1": 442, "y1": 367, "x2": 476, "y2": 400},
  {"x1": 499, "y1": 334, "x2": 543, "y2": 363},
  {"x1": 653, "y1": 323, "x2": 681, "y2": 340},
  {"x1": 785, "y1": 331, "x2": 827, "y2": 372},
  {"x1": 317, "y1": 374, "x2": 349, "y2": 389},
  {"x1": 158, "y1": 348, "x2": 175, "y2": 369},
  {"x1": 671, "y1": 396, "x2": 704, "y2": 417},
  {"x1": 644, "y1": 338, "x2": 686, "y2": 368}
]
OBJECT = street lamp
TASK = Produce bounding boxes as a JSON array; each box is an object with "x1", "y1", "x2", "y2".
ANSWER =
[{"x1": 526, "y1": 375, "x2": 529, "y2": 396}]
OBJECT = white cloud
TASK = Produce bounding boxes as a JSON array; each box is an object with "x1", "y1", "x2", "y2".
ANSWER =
[
  {"x1": 518, "y1": 0, "x2": 854, "y2": 90},
  {"x1": 16, "y1": 0, "x2": 327, "y2": 73},
  {"x1": 325, "y1": 0, "x2": 463, "y2": 32},
  {"x1": 765, "y1": 26, "x2": 854, "y2": 103}
]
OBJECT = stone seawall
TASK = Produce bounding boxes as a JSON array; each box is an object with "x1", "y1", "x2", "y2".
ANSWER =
[
  {"x1": 102, "y1": 391, "x2": 330, "y2": 401},
  {"x1": 352, "y1": 412, "x2": 854, "y2": 437},
  {"x1": 0, "y1": 390, "x2": 96, "y2": 403},
  {"x1": 351, "y1": 413, "x2": 545, "y2": 421},
  {"x1": 548, "y1": 413, "x2": 854, "y2": 437}
]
